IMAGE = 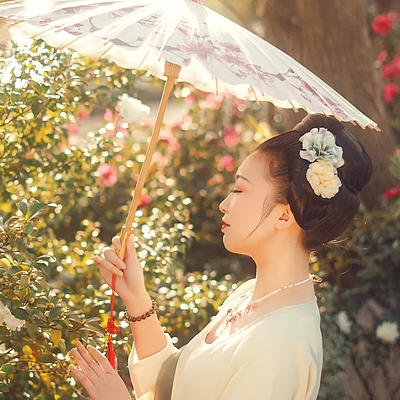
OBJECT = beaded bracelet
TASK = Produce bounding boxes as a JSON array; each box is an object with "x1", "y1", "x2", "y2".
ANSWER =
[{"x1": 123, "y1": 299, "x2": 157, "y2": 322}]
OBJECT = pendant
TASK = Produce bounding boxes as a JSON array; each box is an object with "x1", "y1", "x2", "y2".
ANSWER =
[{"x1": 245, "y1": 303, "x2": 255, "y2": 314}]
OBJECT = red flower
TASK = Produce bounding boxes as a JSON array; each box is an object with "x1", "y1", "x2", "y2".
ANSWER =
[
  {"x1": 396, "y1": 148, "x2": 400, "y2": 157},
  {"x1": 138, "y1": 194, "x2": 152, "y2": 209},
  {"x1": 218, "y1": 155, "x2": 235, "y2": 172},
  {"x1": 97, "y1": 164, "x2": 118, "y2": 187},
  {"x1": 372, "y1": 13, "x2": 396, "y2": 35},
  {"x1": 381, "y1": 55, "x2": 400, "y2": 79},
  {"x1": 383, "y1": 186, "x2": 400, "y2": 200},
  {"x1": 383, "y1": 83, "x2": 399, "y2": 102},
  {"x1": 224, "y1": 125, "x2": 240, "y2": 147}
]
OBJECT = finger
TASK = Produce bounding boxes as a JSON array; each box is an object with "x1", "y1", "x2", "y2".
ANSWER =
[
  {"x1": 75, "y1": 342, "x2": 104, "y2": 377},
  {"x1": 87, "y1": 345, "x2": 115, "y2": 374},
  {"x1": 70, "y1": 347, "x2": 100, "y2": 381},
  {"x1": 103, "y1": 247, "x2": 126, "y2": 270},
  {"x1": 112, "y1": 236, "x2": 121, "y2": 250},
  {"x1": 126, "y1": 234, "x2": 138, "y2": 263},
  {"x1": 68, "y1": 365, "x2": 96, "y2": 397},
  {"x1": 94, "y1": 256, "x2": 124, "y2": 277}
]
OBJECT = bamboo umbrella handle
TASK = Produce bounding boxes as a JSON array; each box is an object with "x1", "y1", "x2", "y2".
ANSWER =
[{"x1": 117, "y1": 61, "x2": 182, "y2": 260}]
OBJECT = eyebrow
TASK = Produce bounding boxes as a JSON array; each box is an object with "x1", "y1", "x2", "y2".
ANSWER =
[{"x1": 235, "y1": 174, "x2": 251, "y2": 183}]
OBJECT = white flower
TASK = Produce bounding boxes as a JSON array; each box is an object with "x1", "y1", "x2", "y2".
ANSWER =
[
  {"x1": 0, "y1": 301, "x2": 26, "y2": 331},
  {"x1": 299, "y1": 127, "x2": 344, "y2": 168},
  {"x1": 337, "y1": 311, "x2": 352, "y2": 334},
  {"x1": 117, "y1": 94, "x2": 150, "y2": 124},
  {"x1": 0, "y1": 300, "x2": 10, "y2": 324},
  {"x1": 306, "y1": 159, "x2": 342, "y2": 199},
  {"x1": 376, "y1": 321, "x2": 399, "y2": 344},
  {"x1": 3, "y1": 313, "x2": 25, "y2": 331}
]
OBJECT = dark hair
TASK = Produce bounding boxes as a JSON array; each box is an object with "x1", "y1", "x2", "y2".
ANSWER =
[{"x1": 255, "y1": 114, "x2": 373, "y2": 252}]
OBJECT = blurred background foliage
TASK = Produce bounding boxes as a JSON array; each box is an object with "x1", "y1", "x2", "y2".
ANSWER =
[{"x1": 0, "y1": 1, "x2": 399, "y2": 400}]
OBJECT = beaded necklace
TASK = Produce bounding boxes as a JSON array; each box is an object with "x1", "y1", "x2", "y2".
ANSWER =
[{"x1": 220, "y1": 274, "x2": 317, "y2": 332}]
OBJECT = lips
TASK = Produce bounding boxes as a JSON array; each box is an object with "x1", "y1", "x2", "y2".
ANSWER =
[{"x1": 221, "y1": 220, "x2": 230, "y2": 231}]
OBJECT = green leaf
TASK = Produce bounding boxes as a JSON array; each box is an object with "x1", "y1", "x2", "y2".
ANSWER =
[
  {"x1": 31, "y1": 96, "x2": 47, "y2": 117},
  {"x1": 83, "y1": 323, "x2": 104, "y2": 335},
  {"x1": 12, "y1": 308, "x2": 29, "y2": 320},
  {"x1": 25, "y1": 221, "x2": 34, "y2": 235},
  {"x1": 67, "y1": 313, "x2": 82, "y2": 323},
  {"x1": 48, "y1": 306, "x2": 64, "y2": 321},
  {"x1": 0, "y1": 92, "x2": 7, "y2": 106},
  {"x1": 26, "y1": 321, "x2": 39, "y2": 338},
  {"x1": 1, "y1": 364, "x2": 15, "y2": 374},
  {"x1": 17, "y1": 201, "x2": 28, "y2": 213},
  {"x1": 26, "y1": 202, "x2": 48, "y2": 221},
  {"x1": 57, "y1": 338, "x2": 66, "y2": 353},
  {"x1": 31, "y1": 309, "x2": 46, "y2": 321},
  {"x1": 0, "y1": 382, "x2": 9, "y2": 393},
  {"x1": 19, "y1": 275, "x2": 29, "y2": 289}
]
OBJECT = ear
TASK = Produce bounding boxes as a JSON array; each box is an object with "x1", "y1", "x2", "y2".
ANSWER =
[{"x1": 275, "y1": 203, "x2": 297, "y2": 230}]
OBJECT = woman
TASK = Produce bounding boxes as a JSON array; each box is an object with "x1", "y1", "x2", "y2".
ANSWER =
[{"x1": 68, "y1": 114, "x2": 373, "y2": 400}]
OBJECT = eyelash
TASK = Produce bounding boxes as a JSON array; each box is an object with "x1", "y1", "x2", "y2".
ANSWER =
[{"x1": 230, "y1": 189, "x2": 242, "y2": 194}]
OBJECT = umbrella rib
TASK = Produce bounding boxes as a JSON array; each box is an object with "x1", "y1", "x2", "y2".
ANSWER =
[
  {"x1": 288, "y1": 100, "x2": 299, "y2": 113},
  {"x1": 60, "y1": 35, "x2": 83, "y2": 50},
  {"x1": 215, "y1": 76, "x2": 219, "y2": 95},
  {"x1": 31, "y1": 25, "x2": 57, "y2": 39},
  {"x1": 249, "y1": 86, "x2": 259, "y2": 104},
  {"x1": 97, "y1": 43, "x2": 115, "y2": 60},
  {"x1": 136, "y1": 51, "x2": 150, "y2": 72}
]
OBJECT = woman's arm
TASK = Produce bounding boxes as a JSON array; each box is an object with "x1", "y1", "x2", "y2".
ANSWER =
[{"x1": 94, "y1": 234, "x2": 167, "y2": 360}]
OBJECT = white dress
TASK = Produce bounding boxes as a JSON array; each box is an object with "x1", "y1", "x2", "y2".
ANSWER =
[{"x1": 128, "y1": 279, "x2": 323, "y2": 400}]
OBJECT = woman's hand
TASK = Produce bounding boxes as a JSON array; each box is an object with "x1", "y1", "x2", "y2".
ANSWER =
[
  {"x1": 69, "y1": 342, "x2": 132, "y2": 400},
  {"x1": 94, "y1": 234, "x2": 146, "y2": 303}
]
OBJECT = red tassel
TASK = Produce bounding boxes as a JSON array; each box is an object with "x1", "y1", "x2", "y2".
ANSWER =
[{"x1": 105, "y1": 274, "x2": 119, "y2": 370}]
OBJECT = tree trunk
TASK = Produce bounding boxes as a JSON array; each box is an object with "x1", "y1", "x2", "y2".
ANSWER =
[{"x1": 255, "y1": 0, "x2": 399, "y2": 209}]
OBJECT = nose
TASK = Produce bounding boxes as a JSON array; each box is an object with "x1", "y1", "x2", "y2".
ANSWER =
[{"x1": 219, "y1": 194, "x2": 230, "y2": 214}]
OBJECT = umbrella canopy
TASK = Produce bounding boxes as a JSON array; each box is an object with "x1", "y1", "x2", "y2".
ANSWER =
[{"x1": 1, "y1": 0, "x2": 379, "y2": 130}]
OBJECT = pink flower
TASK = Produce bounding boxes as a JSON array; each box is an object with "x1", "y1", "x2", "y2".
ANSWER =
[
  {"x1": 65, "y1": 123, "x2": 79, "y2": 135},
  {"x1": 383, "y1": 186, "x2": 400, "y2": 200},
  {"x1": 77, "y1": 106, "x2": 93, "y2": 122},
  {"x1": 97, "y1": 164, "x2": 118, "y2": 187},
  {"x1": 199, "y1": 93, "x2": 224, "y2": 110},
  {"x1": 138, "y1": 194, "x2": 152, "y2": 209},
  {"x1": 372, "y1": 13, "x2": 396, "y2": 35},
  {"x1": 224, "y1": 126, "x2": 240, "y2": 147},
  {"x1": 381, "y1": 55, "x2": 400, "y2": 79},
  {"x1": 185, "y1": 94, "x2": 196, "y2": 104},
  {"x1": 218, "y1": 155, "x2": 235, "y2": 172},
  {"x1": 159, "y1": 129, "x2": 181, "y2": 151},
  {"x1": 377, "y1": 50, "x2": 388, "y2": 66},
  {"x1": 383, "y1": 83, "x2": 399, "y2": 102},
  {"x1": 104, "y1": 108, "x2": 114, "y2": 122},
  {"x1": 396, "y1": 148, "x2": 400, "y2": 157}
]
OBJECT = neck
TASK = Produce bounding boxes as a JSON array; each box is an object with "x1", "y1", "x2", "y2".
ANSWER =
[{"x1": 250, "y1": 243, "x2": 313, "y2": 303}]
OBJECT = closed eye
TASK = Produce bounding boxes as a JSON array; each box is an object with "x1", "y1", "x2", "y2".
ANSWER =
[{"x1": 230, "y1": 189, "x2": 242, "y2": 194}]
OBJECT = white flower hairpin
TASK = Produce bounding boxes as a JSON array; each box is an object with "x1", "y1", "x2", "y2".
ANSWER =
[{"x1": 299, "y1": 127, "x2": 345, "y2": 199}]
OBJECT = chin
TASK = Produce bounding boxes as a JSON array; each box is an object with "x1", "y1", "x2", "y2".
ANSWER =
[{"x1": 222, "y1": 236, "x2": 249, "y2": 256}]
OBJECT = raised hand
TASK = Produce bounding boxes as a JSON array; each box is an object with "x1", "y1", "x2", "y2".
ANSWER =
[
  {"x1": 93, "y1": 234, "x2": 147, "y2": 303},
  {"x1": 68, "y1": 342, "x2": 132, "y2": 400}
]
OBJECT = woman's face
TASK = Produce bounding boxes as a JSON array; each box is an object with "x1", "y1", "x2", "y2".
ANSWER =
[{"x1": 219, "y1": 152, "x2": 278, "y2": 256}]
